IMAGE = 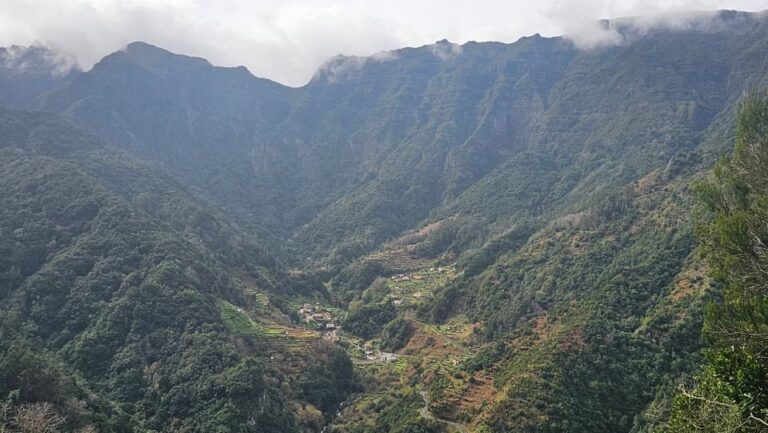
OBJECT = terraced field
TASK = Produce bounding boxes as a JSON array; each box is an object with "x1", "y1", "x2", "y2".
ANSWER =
[
  {"x1": 217, "y1": 298, "x2": 320, "y2": 372},
  {"x1": 384, "y1": 267, "x2": 457, "y2": 307}
]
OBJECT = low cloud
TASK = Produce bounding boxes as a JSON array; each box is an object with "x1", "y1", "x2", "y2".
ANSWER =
[
  {"x1": 1, "y1": 0, "x2": 767, "y2": 85},
  {"x1": 0, "y1": 44, "x2": 79, "y2": 76},
  {"x1": 565, "y1": 20, "x2": 625, "y2": 48},
  {"x1": 564, "y1": 9, "x2": 757, "y2": 49},
  {"x1": 0, "y1": 0, "x2": 408, "y2": 86},
  {"x1": 428, "y1": 40, "x2": 463, "y2": 60},
  {"x1": 314, "y1": 49, "x2": 398, "y2": 83},
  {"x1": 543, "y1": 0, "x2": 768, "y2": 49}
]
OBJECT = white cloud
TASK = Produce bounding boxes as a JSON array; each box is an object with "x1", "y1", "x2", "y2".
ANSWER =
[
  {"x1": 314, "y1": 49, "x2": 398, "y2": 83},
  {"x1": 0, "y1": 44, "x2": 79, "y2": 76},
  {"x1": 0, "y1": 0, "x2": 767, "y2": 86},
  {"x1": 542, "y1": 0, "x2": 768, "y2": 48},
  {"x1": 428, "y1": 40, "x2": 463, "y2": 60}
]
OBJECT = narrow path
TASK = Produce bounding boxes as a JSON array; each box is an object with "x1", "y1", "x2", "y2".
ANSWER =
[{"x1": 418, "y1": 391, "x2": 468, "y2": 433}]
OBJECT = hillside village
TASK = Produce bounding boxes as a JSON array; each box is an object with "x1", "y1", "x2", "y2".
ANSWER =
[
  {"x1": 294, "y1": 301, "x2": 401, "y2": 362},
  {"x1": 297, "y1": 302, "x2": 340, "y2": 342},
  {"x1": 291, "y1": 266, "x2": 457, "y2": 365},
  {"x1": 298, "y1": 303, "x2": 337, "y2": 329}
]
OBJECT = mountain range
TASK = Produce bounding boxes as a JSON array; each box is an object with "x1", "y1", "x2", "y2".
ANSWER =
[{"x1": 1, "y1": 9, "x2": 767, "y2": 433}]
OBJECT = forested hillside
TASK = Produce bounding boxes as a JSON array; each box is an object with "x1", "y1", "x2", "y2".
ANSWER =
[
  {"x1": 0, "y1": 8, "x2": 767, "y2": 433},
  {"x1": 28, "y1": 11, "x2": 768, "y2": 268},
  {"x1": 0, "y1": 111, "x2": 354, "y2": 433},
  {"x1": 663, "y1": 93, "x2": 768, "y2": 432}
]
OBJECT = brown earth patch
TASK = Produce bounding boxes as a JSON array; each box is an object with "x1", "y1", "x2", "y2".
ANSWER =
[
  {"x1": 418, "y1": 221, "x2": 442, "y2": 237},
  {"x1": 402, "y1": 325, "x2": 465, "y2": 360},
  {"x1": 670, "y1": 265, "x2": 708, "y2": 302},
  {"x1": 634, "y1": 169, "x2": 661, "y2": 193},
  {"x1": 531, "y1": 314, "x2": 553, "y2": 340},
  {"x1": 556, "y1": 326, "x2": 587, "y2": 352},
  {"x1": 455, "y1": 372, "x2": 497, "y2": 415}
]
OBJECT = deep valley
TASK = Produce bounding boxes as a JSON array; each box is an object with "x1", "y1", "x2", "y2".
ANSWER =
[{"x1": 1, "y1": 8, "x2": 768, "y2": 433}]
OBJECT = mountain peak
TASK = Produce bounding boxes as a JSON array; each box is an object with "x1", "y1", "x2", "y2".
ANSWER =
[
  {"x1": 99, "y1": 41, "x2": 212, "y2": 75},
  {"x1": 124, "y1": 40, "x2": 165, "y2": 53}
]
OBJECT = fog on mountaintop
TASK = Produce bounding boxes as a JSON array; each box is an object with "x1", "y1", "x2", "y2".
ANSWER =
[
  {"x1": 1, "y1": 0, "x2": 768, "y2": 86},
  {"x1": 0, "y1": 45, "x2": 79, "y2": 77},
  {"x1": 564, "y1": 8, "x2": 767, "y2": 48}
]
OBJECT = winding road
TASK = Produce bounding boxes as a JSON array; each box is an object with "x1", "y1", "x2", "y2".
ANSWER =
[{"x1": 418, "y1": 390, "x2": 468, "y2": 433}]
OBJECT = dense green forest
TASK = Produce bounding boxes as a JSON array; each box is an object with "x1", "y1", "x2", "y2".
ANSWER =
[
  {"x1": 663, "y1": 94, "x2": 768, "y2": 432},
  {"x1": 1, "y1": 9, "x2": 768, "y2": 433},
  {"x1": 0, "y1": 113, "x2": 353, "y2": 433}
]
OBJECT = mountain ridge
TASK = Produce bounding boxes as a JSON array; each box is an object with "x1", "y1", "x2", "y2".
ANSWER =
[
  {"x1": 1, "y1": 9, "x2": 768, "y2": 433},
  {"x1": 7, "y1": 10, "x2": 763, "y2": 270}
]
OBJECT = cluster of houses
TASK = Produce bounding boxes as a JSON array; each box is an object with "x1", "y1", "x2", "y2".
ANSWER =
[
  {"x1": 297, "y1": 303, "x2": 337, "y2": 331},
  {"x1": 294, "y1": 304, "x2": 403, "y2": 362}
]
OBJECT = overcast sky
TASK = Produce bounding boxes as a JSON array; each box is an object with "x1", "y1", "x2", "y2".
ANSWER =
[{"x1": 1, "y1": 0, "x2": 768, "y2": 86}]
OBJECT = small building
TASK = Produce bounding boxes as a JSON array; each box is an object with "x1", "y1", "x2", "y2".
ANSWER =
[{"x1": 380, "y1": 353, "x2": 399, "y2": 362}]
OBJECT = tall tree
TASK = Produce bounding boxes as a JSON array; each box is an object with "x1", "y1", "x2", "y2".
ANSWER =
[{"x1": 665, "y1": 92, "x2": 768, "y2": 432}]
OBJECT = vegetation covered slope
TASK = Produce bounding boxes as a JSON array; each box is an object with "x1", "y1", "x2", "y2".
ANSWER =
[
  {"x1": 315, "y1": 12, "x2": 768, "y2": 433},
  {"x1": 0, "y1": 110, "x2": 355, "y2": 433},
  {"x1": 1, "y1": 9, "x2": 768, "y2": 433},
  {"x1": 663, "y1": 93, "x2": 768, "y2": 432},
  {"x1": 33, "y1": 11, "x2": 768, "y2": 270},
  {"x1": 325, "y1": 159, "x2": 709, "y2": 433}
]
